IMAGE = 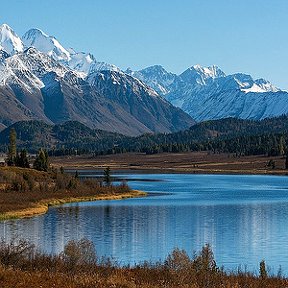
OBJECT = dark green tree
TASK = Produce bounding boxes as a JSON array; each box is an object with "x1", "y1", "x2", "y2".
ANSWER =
[
  {"x1": 285, "y1": 154, "x2": 288, "y2": 170},
  {"x1": 15, "y1": 149, "x2": 30, "y2": 168},
  {"x1": 75, "y1": 170, "x2": 79, "y2": 179},
  {"x1": 33, "y1": 148, "x2": 49, "y2": 171},
  {"x1": 279, "y1": 135, "x2": 286, "y2": 157},
  {"x1": 7, "y1": 128, "x2": 17, "y2": 166},
  {"x1": 259, "y1": 260, "x2": 267, "y2": 279},
  {"x1": 267, "y1": 159, "x2": 276, "y2": 169},
  {"x1": 103, "y1": 166, "x2": 111, "y2": 186}
]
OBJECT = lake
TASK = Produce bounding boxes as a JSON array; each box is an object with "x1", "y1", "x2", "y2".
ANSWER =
[{"x1": 1, "y1": 173, "x2": 288, "y2": 273}]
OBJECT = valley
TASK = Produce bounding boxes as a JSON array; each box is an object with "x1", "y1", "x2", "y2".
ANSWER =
[{"x1": 1, "y1": 13, "x2": 288, "y2": 288}]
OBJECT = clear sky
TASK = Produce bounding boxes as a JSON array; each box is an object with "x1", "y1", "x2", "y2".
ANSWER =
[{"x1": 2, "y1": 0, "x2": 288, "y2": 89}]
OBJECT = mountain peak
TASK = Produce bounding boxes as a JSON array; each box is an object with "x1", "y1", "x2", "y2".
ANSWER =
[
  {"x1": 190, "y1": 64, "x2": 225, "y2": 78},
  {"x1": 179, "y1": 65, "x2": 225, "y2": 86},
  {"x1": 0, "y1": 23, "x2": 24, "y2": 54},
  {"x1": 22, "y1": 28, "x2": 49, "y2": 39},
  {"x1": 0, "y1": 24, "x2": 13, "y2": 30},
  {"x1": 21, "y1": 27, "x2": 120, "y2": 75},
  {"x1": 125, "y1": 65, "x2": 177, "y2": 95},
  {"x1": 138, "y1": 65, "x2": 170, "y2": 76},
  {"x1": 22, "y1": 28, "x2": 70, "y2": 62}
]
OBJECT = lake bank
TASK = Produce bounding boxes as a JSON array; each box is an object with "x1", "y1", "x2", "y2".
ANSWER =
[
  {"x1": 0, "y1": 190, "x2": 146, "y2": 221},
  {"x1": 0, "y1": 167, "x2": 146, "y2": 221},
  {"x1": 3, "y1": 173, "x2": 288, "y2": 272}
]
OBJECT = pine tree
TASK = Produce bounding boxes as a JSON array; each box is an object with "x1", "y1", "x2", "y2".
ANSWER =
[
  {"x1": 33, "y1": 148, "x2": 49, "y2": 171},
  {"x1": 285, "y1": 154, "x2": 288, "y2": 170},
  {"x1": 7, "y1": 128, "x2": 17, "y2": 166},
  {"x1": 260, "y1": 260, "x2": 267, "y2": 279},
  {"x1": 103, "y1": 166, "x2": 111, "y2": 186},
  {"x1": 279, "y1": 135, "x2": 286, "y2": 157},
  {"x1": 15, "y1": 149, "x2": 30, "y2": 168}
]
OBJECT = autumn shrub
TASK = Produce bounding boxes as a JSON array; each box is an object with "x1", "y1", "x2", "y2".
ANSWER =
[
  {"x1": 62, "y1": 238, "x2": 97, "y2": 272},
  {"x1": 55, "y1": 173, "x2": 70, "y2": 190},
  {"x1": 0, "y1": 239, "x2": 35, "y2": 267},
  {"x1": 1, "y1": 239, "x2": 288, "y2": 287}
]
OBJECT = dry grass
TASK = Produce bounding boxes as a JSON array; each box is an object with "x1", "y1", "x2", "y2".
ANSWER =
[
  {"x1": 50, "y1": 152, "x2": 288, "y2": 175},
  {"x1": 0, "y1": 167, "x2": 146, "y2": 220},
  {"x1": 0, "y1": 240, "x2": 287, "y2": 288}
]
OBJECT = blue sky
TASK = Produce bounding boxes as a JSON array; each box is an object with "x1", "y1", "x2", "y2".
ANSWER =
[{"x1": 2, "y1": 0, "x2": 288, "y2": 89}]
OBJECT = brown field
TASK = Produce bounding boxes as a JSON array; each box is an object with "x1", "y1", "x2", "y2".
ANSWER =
[{"x1": 51, "y1": 152, "x2": 288, "y2": 175}]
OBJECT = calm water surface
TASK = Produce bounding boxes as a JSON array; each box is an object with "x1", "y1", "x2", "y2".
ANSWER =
[{"x1": 1, "y1": 173, "x2": 288, "y2": 273}]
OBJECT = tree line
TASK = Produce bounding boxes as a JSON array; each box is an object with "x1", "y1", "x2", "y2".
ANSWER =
[
  {"x1": 6, "y1": 128, "x2": 49, "y2": 171},
  {"x1": 1, "y1": 116, "x2": 288, "y2": 159}
]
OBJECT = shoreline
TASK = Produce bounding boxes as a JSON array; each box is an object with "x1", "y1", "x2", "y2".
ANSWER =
[
  {"x1": 63, "y1": 166, "x2": 288, "y2": 176},
  {"x1": 50, "y1": 152, "x2": 288, "y2": 176},
  {"x1": 0, "y1": 190, "x2": 147, "y2": 221}
]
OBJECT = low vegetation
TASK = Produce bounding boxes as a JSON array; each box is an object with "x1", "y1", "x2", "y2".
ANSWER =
[
  {"x1": 0, "y1": 166, "x2": 144, "y2": 220},
  {"x1": 0, "y1": 239, "x2": 287, "y2": 288}
]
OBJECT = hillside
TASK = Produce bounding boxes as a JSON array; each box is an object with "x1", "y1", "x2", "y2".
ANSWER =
[
  {"x1": 0, "y1": 120, "x2": 128, "y2": 153},
  {"x1": 1, "y1": 116, "x2": 288, "y2": 157}
]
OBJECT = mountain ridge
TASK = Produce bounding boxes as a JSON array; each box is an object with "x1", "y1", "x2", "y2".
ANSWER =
[
  {"x1": 127, "y1": 64, "x2": 287, "y2": 122},
  {"x1": 1, "y1": 22, "x2": 288, "y2": 135},
  {"x1": 0, "y1": 24, "x2": 195, "y2": 135}
]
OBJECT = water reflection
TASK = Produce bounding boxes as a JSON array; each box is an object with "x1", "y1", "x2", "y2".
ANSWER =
[{"x1": 1, "y1": 174, "x2": 288, "y2": 272}]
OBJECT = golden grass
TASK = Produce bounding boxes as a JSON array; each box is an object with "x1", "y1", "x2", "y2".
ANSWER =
[
  {"x1": 0, "y1": 167, "x2": 146, "y2": 221},
  {"x1": 0, "y1": 190, "x2": 146, "y2": 221}
]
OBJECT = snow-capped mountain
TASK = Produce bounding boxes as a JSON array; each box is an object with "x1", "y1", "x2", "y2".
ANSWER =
[
  {"x1": 21, "y1": 27, "x2": 120, "y2": 76},
  {"x1": 22, "y1": 28, "x2": 70, "y2": 62},
  {"x1": 1, "y1": 22, "x2": 287, "y2": 134},
  {"x1": 126, "y1": 65, "x2": 178, "y2": 95},
  {"x1": 129, "y1": 64, "x2": 286, "y2": 121},
  {"x1": 87, "y1": 70, "x2": 193, "y2": 134},
  {"x1": 179, "y1": 65, "x2": 226, "y2": 86},
  {"x1": 0, "y1": 24, "x2": 195, "y2": 135},
  {"x1": 0, "y1": 24, "x2": 24, "y2": 55}
]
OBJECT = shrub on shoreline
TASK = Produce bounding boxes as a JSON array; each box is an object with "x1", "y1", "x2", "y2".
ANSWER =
[
  {"x1": 0, "y1": 238, "x2": 287, "y2": 288},
  {"x1": 0, "y1": 167, "x2": 132, "y2": 216}
]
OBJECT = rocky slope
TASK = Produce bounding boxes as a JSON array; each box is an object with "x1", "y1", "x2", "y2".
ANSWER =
[{"x1": 0, "y1": 24, "x2": 195, "y2": 135}]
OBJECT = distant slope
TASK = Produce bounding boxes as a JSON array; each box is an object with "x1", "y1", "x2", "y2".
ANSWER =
[
  {"x1": 128, "y1": 65, "x2": 288, "y2": 122},
  {"x1": 127, "y1": 116, "x2": 288, "y2": 156},
  {"x1": 1, "y1": 116, "x2": 288, "y2": 156},
  {"x1": 0, "y1": 120, "x2": 128, "y2": 153},
  {"x1": 88, "y1": 70, "x2": 195, "y2": 134}
]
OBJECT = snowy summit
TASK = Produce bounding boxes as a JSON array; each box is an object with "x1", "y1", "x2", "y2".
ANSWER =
[{"x1": 0, "y1": 24, "x2": 24, "y2": 54}]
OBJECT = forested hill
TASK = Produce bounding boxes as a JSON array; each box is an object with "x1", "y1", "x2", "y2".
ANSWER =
[
  {"x1": 0, "y1": 120, "x2": 127, "y2": 154},
  {"x1": 139, "y1": 116, "x2": 288, "y2": 145},
  {"x1": 1, "y1": 116, "x2": 288, "y2": 156},
  {"x1": 123, "y1": 116, "x2": 288, "y2": 155}
]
